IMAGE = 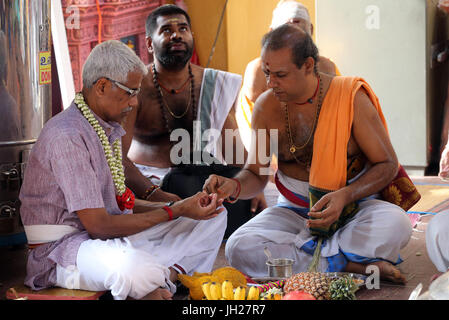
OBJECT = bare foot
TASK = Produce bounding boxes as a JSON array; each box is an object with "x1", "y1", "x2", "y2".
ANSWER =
[
  {"x1": 370, "y1": 261, "x2": 406, "y2": 284},
  {"x1": 142, "y1": 288, "x2": 173, "y2": 300},
  {"x1": 345, "y1": 261, "x2": 406, "y2": 284}
]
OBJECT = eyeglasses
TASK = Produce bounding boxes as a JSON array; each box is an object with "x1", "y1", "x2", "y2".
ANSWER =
[{"x1": 103, "y1": 77, "x2": 141, "y2": 98}]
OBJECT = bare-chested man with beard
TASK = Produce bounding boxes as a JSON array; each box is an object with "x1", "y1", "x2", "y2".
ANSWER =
[{"x1": 122, "y1": 4, "x2": 266, "y2": 237}]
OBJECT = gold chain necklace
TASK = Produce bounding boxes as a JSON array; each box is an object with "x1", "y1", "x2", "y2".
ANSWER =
[
  {"x1": 157, "y1": 81, "x2": 192, "y2": 119},
  {"x1": 284, "y1": 74, "x2": 323, "y2": 164}
]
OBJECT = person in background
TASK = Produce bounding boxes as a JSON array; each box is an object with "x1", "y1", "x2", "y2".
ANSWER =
[
  {"x1": 426, "y1": 209, "x2": 449, "y2": 277},
  {"x1": 425, "y1": 0, "x2": 449, "y2": 282}
]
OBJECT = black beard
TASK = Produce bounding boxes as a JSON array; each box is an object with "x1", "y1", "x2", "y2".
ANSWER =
[{"x1": 155, "y1": 42, "x2": 194, "y2": 71}]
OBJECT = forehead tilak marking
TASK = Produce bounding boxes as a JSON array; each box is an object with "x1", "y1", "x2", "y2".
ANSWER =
[{"x1": 166, "y1": 18, "x2": 181, "y2": 23}]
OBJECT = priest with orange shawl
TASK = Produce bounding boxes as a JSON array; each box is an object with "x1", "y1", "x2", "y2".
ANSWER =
[
  {"x1": 203, "y1": 25, "x2": 416, "y2": 284},
  {"x1": 236, "y1": 0, "x2": 339, "y2": 153}
]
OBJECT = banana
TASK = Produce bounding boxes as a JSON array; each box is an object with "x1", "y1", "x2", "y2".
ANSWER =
[
  {"x1": 202, "y1": 282, "x2": 213, "y2": 300},
  {"x1": 234, "y1": 286, "x2": 246, "y2": 300},
  {"x1": 247, "y1": 286, "x2": 260, "y2": 300},
  {"x1": 210, "y1": 282, "x2": 222, "y2": 300},
  {"x1": 222, "y1": 280, "x2": 234, "y2": 300}
]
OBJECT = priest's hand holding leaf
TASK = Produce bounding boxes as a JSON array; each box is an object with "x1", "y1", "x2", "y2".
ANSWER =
[{"x1": 307, "y1": 188, "x2": 349, "y2": 230}]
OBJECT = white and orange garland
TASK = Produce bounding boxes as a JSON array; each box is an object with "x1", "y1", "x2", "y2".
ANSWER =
[{"x1": 74, "y1": 93, "x2": 134, "y2": 210}]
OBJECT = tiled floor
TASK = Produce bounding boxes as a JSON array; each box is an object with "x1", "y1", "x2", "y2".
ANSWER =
[{"x1": 0, "y1": 177, "x2": 446, "y2": 300}]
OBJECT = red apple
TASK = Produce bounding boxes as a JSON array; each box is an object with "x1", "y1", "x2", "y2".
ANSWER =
[{"x1": 282, "y1": 291, "x2": 316, "y2": 300}]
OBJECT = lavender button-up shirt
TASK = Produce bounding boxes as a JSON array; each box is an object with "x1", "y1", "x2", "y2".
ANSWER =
[{"x1": 19, "y1": 102, "x2": 127, "y2": 290}]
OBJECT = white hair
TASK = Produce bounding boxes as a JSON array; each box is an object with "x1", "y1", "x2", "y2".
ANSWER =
[
  {"x1": 270, "y1": 1, "x2": 311, "y2": 29},
  {"x1": 82, "y1": 40, "x2": 147, "y2": 88}
]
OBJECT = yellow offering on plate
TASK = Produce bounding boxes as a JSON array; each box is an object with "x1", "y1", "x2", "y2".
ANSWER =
[{"x1": 177, "y1": 266, "x2": 247, "y2": 300}]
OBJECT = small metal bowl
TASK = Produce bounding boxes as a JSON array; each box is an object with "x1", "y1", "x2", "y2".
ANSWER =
[{"x1": 266, "y1": 258, "x2": 295, "y2": 278}]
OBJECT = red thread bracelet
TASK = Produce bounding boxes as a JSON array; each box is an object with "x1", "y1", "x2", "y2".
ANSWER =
[
  {"x1": 162, "y1": 206, "x2": 173, "y2": 221},
  {"x1": 226, "y1": 178, "x2": 241, "y2": 204}
]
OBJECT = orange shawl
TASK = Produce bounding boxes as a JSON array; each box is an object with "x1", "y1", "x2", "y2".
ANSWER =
[{"x1": 309, "y1": 76, "x2": 389, "y2": 192}]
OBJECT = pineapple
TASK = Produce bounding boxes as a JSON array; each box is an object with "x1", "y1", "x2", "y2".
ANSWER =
[
  {"x1": 283, "y1": 272, "x2": 359, "y2": 300},
  {"x1": 283, "y1": 272, "x2": 331, "y2": 300},
  {"x1": 283, "y1": 234, "x2": 359, "y2": 300},
  {"x1": 328, "y1": 276, "x2": 358, "y2": 300}
]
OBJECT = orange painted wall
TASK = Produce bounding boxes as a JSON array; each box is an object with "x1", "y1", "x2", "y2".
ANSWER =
[
  {"x1": 183, "y1": 0, "x2": 229, "y2": 70},
  {"x1": 226, "y1": 0, "x2": 315, "y2": 76}
]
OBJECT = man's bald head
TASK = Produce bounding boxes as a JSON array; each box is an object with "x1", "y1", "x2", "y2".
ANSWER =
[{"x1": 262, "y1": 24, "x2": 319, "y2": 72}]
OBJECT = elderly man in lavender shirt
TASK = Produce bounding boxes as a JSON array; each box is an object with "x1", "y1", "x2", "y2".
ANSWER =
[{"x1": 19, "y1": 40, "x2": 227, "y2": 300}]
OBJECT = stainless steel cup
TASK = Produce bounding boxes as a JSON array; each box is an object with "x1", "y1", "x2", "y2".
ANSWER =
[{"x1": 266, "y1": 258, "x2": 295, "y2": 278}]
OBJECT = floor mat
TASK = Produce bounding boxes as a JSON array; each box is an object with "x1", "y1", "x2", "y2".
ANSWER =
[{"x1": 409, "y1": 184, "x2": 449, "y2": 213}]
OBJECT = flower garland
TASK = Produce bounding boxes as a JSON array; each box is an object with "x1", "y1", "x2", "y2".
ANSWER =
[{"x1": 74, "y1": 93, "x2": 134, "y2": 210}]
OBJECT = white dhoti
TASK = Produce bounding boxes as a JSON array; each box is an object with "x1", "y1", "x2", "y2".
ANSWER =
[
  {"x1": 225, "y1": 171, "x2": 412, "y2": 277},
  {"x1": 426, "y1": 210, "x2": 449, "y2": 272},
  {"x1": 56, "y1": 213, "x2": 227, "y2": 300}
]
